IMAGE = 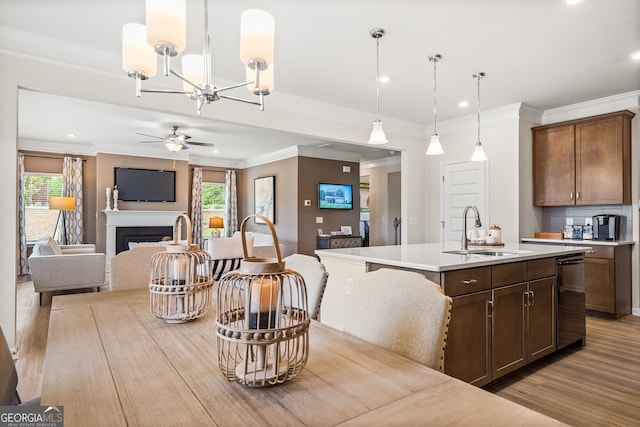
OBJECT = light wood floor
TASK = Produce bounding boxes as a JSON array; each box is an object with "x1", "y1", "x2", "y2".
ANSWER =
[{"x1": 14, "y1": 280, "x2": 640, "y2": 426}]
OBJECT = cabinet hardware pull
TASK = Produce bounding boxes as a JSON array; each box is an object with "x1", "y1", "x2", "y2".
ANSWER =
[
  {"x1": 530, "y1": 291, "x2": 535, "y2": 307},
  {"x1": 576, "y1": 191, "x2": 580, "y2": 200},
  {"x1": 488, "y1": 300, "x2": 494, "y2": 318},
  {"x1": 586, "y1": 250, "x2": 596, "y2": 254},
  {"x1": 462, "y1": 279, "x2": 478, "y2": 285},
  {"x1": 523, "y1": 291, "x2": 530, "y2": 307},
  {"x1": 570, "y1": 191, "x2": 574, "y2": 200}
]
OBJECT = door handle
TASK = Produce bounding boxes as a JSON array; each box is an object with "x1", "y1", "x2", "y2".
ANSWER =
[
  {"x1": 462, "y1": 279, "x2": 478, "y2": 285},
  {"x1": 529, "y1": 290, "x2": 535, "y2": 307}
]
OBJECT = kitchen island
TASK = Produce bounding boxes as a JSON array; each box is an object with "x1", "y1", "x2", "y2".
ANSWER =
[{"x1": 315, "y1": 243, "x2": 588, "y2": 386}]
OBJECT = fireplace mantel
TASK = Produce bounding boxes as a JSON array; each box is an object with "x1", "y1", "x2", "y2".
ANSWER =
[{"x1": 104, "y1": 210, "x2": 185, "y2": 270}]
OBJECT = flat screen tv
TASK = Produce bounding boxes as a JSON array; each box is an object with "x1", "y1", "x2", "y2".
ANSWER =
[
  {"x1": 114, "y1": 168, "x2": 176, "y2": 202},
  {"x1": 318, "y1": 183, "x2": 353, "y2": 210}
]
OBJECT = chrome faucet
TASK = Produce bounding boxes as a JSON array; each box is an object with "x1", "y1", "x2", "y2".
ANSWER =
[{"x1": 461, "y1": 205, "x2": 482, "y2": 251}]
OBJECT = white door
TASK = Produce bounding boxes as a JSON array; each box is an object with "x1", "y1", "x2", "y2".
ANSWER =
[{"x1": 441, "y1": 161, "x2": 488, "y2": 248}]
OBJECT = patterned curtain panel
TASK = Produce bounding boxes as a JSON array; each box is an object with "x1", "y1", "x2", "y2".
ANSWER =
[
  {"x1": 224, "y1": 170, "x2": 238, "y2": 237},
  {"x1": 61, "y1": 156, "x2": 84, "y2": 244},
  {"x1": 17, "y1": 154, "x2": 28, "y2": 275},
  {"x1": 191, "y1": 167, "x2": 203, "y2": 249}
]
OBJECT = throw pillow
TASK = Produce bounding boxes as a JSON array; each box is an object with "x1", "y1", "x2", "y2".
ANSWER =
[{"x1": 34, "y1": 236, "x2": 62, "y2": 255}]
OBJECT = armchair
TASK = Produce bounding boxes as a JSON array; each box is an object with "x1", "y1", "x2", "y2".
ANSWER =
[{"x1": 28, "y1": 236, "x2": 106, "y2": 305}]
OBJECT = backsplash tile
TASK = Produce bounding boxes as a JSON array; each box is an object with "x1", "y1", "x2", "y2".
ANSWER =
[{"x1": 541, "y1": 205, "x2": 632, "y2": 240}]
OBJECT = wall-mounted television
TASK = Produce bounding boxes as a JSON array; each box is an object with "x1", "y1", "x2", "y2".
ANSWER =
[
  {"x1": 114, "y1": 167, "x2": 176, "y2": 202},
  {"x1": 318, "y1": 183, "x2": 353, "y2": 210}
]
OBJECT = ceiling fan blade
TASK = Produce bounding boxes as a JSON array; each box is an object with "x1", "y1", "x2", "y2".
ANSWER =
[
  {"x1": 139, "y1": 140, "x2": 161, "y2": 143},
  {"x1": 136, "y1": 132, "x2": 164, "y2": 139},
  {"x1": 185, "y1": 141, "x2": 214, "y2": 147}
]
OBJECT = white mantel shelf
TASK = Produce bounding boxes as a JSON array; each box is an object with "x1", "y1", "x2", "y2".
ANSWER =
[{"x1": 104, "y1": 210, "x2": 186, "y2": 271}]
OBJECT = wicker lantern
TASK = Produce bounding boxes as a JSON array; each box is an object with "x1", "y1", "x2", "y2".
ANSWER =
[
  {"x1": 149, "y1": 214, "x2": 213, "y2": 323},
  {"x1": 215, "y1": 214, "x2": 310, "y2": 387}
]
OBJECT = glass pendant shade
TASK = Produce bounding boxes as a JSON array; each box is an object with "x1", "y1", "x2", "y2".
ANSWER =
[
  {"x1": 368, "y1": 119, "x2": 388, "y2": 145},
  {"x1": 426, "y1": 134, "x2": 444, "y2": 155},
  {"x1": 165, "y1": 141, "x2": 183, "y2": 152},
  {"x1": 181, "y1": 54, "x2": 204, "y2": 93},
  {"x1": 471, "y1": 143, "x2": 487, "y2": 161},
  {"x1": 122, "y1": 23, "x2": 157, "y2": 77},
  {"x1": 145, "y1": 0, "x2": 187, "y2": 53},
  {"x1": 240, "y1": 9, "x2": 275, "y2": 65},
  {"x1": 246, "y1": 63, "x2": 274, "y2": 94}
]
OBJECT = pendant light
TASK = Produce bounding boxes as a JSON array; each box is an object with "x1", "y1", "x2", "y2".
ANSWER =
[
  {"x1": 426, "y1": 54, "x2": 444, "y2": 155},
  {"x1": 470, "y1": 72, "x2": 487, "y2": 162},
  {"x1": 368, "y1": 28, "x2": 388, "y2": 145}
]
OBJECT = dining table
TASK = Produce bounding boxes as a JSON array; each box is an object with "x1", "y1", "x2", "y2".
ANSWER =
[{"x1": 41, "y1": 288, "x2": 565, "y2": 426}]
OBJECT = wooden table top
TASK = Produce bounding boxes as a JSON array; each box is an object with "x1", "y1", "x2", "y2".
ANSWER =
[{"x1": 42, "y1": 289, "x2": 564, "y2": 426}]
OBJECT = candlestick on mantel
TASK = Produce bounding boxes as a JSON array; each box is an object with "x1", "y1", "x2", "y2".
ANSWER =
[
  {"x1": 105, "y1": 187, "x2": 112, "y2": 211},
  {"x1": 113, "y1": 186, "x2": 119, "y2": 211}
]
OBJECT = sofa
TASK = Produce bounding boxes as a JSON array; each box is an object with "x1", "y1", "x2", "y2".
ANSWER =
[
  {"x1": 28, "y1": 236, "x2": 106, "y2": 304},
  {"x1": 231, "y1": 231, "x2": 284, "y2": 258}
]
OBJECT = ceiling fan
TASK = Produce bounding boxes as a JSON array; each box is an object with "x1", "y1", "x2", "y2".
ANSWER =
[{"x1": 137, "y1": 125, "x2": 214, "y2": 152}]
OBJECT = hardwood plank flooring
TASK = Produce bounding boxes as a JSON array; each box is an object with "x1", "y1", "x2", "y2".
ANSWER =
[{"x1": 14, "y1": 280, "x2": 640, "y2": 426}]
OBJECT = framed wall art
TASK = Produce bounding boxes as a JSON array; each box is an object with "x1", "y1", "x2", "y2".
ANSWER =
[{"x1": 254, "y1": 176, "x2": 275, "y2": 224}]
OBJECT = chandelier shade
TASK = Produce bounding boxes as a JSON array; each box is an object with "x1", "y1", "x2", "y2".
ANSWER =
[
  {"x1": 122, "y1": 23, "x2": 157, "y2": 78},
  {"x1": 426, "y1": 134, "x2": 444, "y2": 155},
  {"x1": 426, "y1": 54, "x2": 444, "y2": 155},
  {"x1": 145, "y1": 0, "x2": 187, "y2": 55},
  {"x1": 181, "y1": 54, "x2": 204, "y2": 93},
  {"x1": 368, "y1": 119, "x2": 388, "y2": 145},
  {"x1": 240, "y1": 9, "x2": 275, "y2": 66}
]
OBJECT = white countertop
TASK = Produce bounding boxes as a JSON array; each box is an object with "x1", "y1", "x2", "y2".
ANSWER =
[
  {"x1": 315, "y1": 242, "x2": 588, "y2": 272},
  {"x1": 520, "y1": 237, "x2": 635, "y2": 246}
]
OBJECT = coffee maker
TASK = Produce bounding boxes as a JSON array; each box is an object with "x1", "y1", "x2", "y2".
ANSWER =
[{"x1": 592, "y1": 215, "x2": 620, "y2": 240}]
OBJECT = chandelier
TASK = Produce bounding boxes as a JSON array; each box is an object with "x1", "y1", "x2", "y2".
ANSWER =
[
  {"x1": 426, "y1": 54, "x2": 444, "y2": 155},
  {"x1": 122, "y1": 0, "x2": 275, "y2": 115},
  {"x1": 470, "y1": 72, "x2": 488, "y2": 161},
  {"x1": 368, "y1": 28, "x2": 388, "y2": 145}
]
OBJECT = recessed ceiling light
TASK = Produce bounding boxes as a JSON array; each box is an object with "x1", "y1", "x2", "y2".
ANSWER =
[
  {"x1": 379, "y1": 76, "x2": 390, "y2": 83},
  {"x1": 459, "y1": 101, "x2": 469, "y2": 108},
  {"x1": 566, "y1": 0, "x2": 582, "y2": 5},
  {"x1": 67, "y1": 133, "x2": 76, "y2": 138},
  {"x1": 213, "y1": 149, "x2": 219, "y2": 154},
  {"x1": 631, "y1": 51, "x2": 640, "y2": 60}
]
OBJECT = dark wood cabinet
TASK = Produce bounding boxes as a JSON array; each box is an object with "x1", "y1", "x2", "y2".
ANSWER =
[
  {"x1": 443, "y1": 258, "x2": 557, "y2": 385},
  {"x1": 532, "y1": 110, "x2": 634, "y2": 206},
  {"x1": 584, "y1": 245, "x2": 631, "y2": 317}
]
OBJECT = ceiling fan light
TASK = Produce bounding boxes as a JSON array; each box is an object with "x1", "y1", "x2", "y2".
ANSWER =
[
  {"x1": 470, "y1": 143, "x2": 487, "y2": 162},
  {"x1": 122, "y1": 23, "x2": 157, "y2": 77},
  {"x1": 165, "y1": 141, "x2": 183, "y2": 152},
  {"x1": 368, "y1": 119, "x2": 388, "y2": 145},
  {"x1": 145, "y1": 0, "x2": 186, "y2": 54},
  {"x1": 426, "y1": 134, "x2": 444, "y2": 155},
  {"x1": 182, "y1": 54, "x2": 204, "y2": 93},
  {"x1": 239, "y1": 9, "x2": 275, "y2": 66}
]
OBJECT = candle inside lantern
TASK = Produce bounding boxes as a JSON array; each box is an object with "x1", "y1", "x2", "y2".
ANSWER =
[
  {"x1": 171, "y1": 257, "x2": 187, "y2": 286},
  {"x1": 249, "y1": 278, "x2": 278, "y2": 329}
]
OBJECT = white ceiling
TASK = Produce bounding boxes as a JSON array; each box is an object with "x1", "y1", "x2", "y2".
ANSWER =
[{"x1": 2, "y1": 0, "x2": 639, "y2": 166}]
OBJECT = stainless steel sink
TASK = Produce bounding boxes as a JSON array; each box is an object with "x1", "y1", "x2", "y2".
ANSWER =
[{"x1": 443, "y1": 249, "x2": 526, "y2": 257}]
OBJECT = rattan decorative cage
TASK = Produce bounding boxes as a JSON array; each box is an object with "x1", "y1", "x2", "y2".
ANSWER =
[
  {"x1": 149, "y1": 214, "x2": 213, "y2": 323},
  {"x1": 215, "y1": 214, "x2": 310, "y2": 387}
]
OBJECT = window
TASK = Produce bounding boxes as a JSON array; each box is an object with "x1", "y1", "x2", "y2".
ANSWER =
[
  {"x1": 23, "y1": 173, "x2": 63, "y2": 242},
  {"x1": 202, "y1": 182, "x2": 226, "y2": 237}
]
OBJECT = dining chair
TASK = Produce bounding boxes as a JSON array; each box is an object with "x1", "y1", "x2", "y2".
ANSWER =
[
  {"x1": 343, "y1": 268, "x2": 452, "y2": 372},
  {"x1": 284, "y1": 254, "x2": 329, "y2": 320},
  {"x1": 0, "y1": 326, "x2": 21, "y2": 405}
]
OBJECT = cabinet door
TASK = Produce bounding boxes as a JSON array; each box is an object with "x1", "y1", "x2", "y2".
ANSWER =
[
  {"x1": 527, "y1": 278, "x2": 556, "y2": 362},
  {"x1": 585, "y1": 258, "x2": 615, "y2": 313},
  {"x1": 444, "y1": 291, "x2": 492, "y2": 387},
  {"x1": 491, "y1": 283, "x2": 527, "y2": 379},
  {"x1": 532, "y1": 125, "x2": 575, "y2": 206},
  {"x1": 575, "y1": 115, "x2": 629, "y2": 205}
]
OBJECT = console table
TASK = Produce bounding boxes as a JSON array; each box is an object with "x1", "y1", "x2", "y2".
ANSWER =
[{"x1": 317, "y1": 235, "x2": 362, "y2": 249}]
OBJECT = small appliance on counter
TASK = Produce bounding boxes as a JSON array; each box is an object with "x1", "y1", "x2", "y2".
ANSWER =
[{"x1": 592, "y1": 215, "x2": 620, "y2": 241}]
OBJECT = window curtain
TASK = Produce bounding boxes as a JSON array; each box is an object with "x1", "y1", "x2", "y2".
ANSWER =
[
  {"x1": 17, "y1": 154, "x2": 28, "y2": 275},
  {"x1": 56, "y1": 156, "x2": 84, "y2": 244},
  {"x1": 191, "y1": 167, "x2": 203, "y2": 249},
  {"x1": 224, "y1": 170, "x2": 238, "y2": 237}
]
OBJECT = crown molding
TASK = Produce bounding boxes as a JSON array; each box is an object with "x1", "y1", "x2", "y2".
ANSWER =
[{"x1": 541, "y1": 91, "x2": 640, "y2": 124}]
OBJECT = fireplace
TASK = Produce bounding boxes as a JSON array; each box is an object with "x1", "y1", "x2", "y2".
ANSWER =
[{"x1": 115, "y1": 226, "x2": 173, "y2": 254}]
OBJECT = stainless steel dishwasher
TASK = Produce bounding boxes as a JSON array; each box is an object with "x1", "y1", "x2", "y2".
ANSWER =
[{"x1": 556, "y1": 255, "x2": 586, "y2": 349}]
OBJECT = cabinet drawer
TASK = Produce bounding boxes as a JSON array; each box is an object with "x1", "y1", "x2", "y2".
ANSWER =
[
  {"x1": 492, "y1": 261, "x2": 527, "y2": 288},
  {"x1": 527, "y1": 257, "x2": 557, "y2": 280},
  {"x1": 442, "y1": 267, "x2": 491, "y2": 297},
  {"x1": 584, "y1": 245, "x2": 614, "y2": 259}
]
